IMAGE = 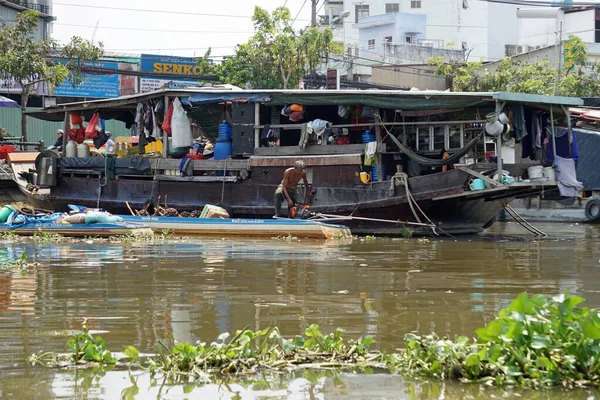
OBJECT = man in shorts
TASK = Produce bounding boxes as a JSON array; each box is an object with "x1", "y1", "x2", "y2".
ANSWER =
[{"x1": 274, "y1": 160, "x2": 312, "y2": 217}]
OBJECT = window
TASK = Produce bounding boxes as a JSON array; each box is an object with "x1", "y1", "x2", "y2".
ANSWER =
[
  {"x1": 386, "y1": 3, "x2": 399, "y2": 13},
  {"x1": 411, "y1": 0, "x2": 421, "y2": 8},
  {"x1": 355, "y1": 4, "x2": 369, "y2": 23},
  {"x1": 405, "y1": 35, "x2": 414, "y2": 44},
  {"x1": 368, "y1": 39, "x2": 376, "y2": 49},
  {"x1": 433, "y1": 126, "x2": 445, "y2": 151},
  {"x1": 384, "y1": 36, "x2": 392, "y2": 43}
]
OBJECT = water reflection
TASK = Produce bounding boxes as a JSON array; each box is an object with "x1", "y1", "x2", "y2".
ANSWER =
[{"x1": 0, "y1": 223, "x2": 600, "y2": 398}]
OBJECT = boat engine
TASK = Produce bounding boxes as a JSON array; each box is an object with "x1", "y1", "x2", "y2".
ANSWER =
[{"x1": 289, "y1": 204, "x2": 312, "y2": 219}]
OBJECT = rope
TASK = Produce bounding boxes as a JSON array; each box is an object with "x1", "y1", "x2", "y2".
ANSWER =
[
  {"x1": 350, "y1": 182, "x2": 374, "y2": 216},
  {"x1": 220, "y1": 157, "x2": 229, "y2": 204},
  {"x1": 504, "y1": 205, "x2": 547, "y2": 237},
  {"x1": 375, "y1": 114, "x2": 483, "y2": 167}
]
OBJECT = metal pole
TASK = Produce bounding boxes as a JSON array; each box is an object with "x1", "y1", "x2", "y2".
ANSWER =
[
  {"x1": 375, "y1": 109, "x2": 383, "y2": 182},
  {"x1": 311, "y1": 0, "x2": 318, "y2": 27},
  {"x1": 550, "y1": 105, "x2": 557, "y2": 162},
  {"x1": 62, "y1": 111, "x2": 69, "y2": 155},
  {"x1": 495, "y1": 100, "x2": 503, "y2": 180},
  {"x1": 254, "y1": 103, "x2": 260, "y2": 149}
]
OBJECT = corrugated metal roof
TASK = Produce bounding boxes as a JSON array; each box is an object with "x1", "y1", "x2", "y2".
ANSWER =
[{"x1": 26, "y1": 88, "x2": 584, "y2": 122}]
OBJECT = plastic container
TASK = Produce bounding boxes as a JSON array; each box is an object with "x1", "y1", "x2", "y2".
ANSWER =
[
  {"x1": 362, "y1": 129, "x2": 376, "y2": 144},
  {"x1": 0, "y1": 145, "x2": 16, "y2": 160},
  {"x1": 0, "y1": 205, "x2": 14, "y2": 223},
  {"x1": 360, "y1": 172, "x2": 370, "y2": 184},
  {"x1": 65, "y1": 140, "x2": 77, "y2": 157},
  {"x1": 218, "y1": 120, "x2": 232, "y2": 140},
  {"x1": 77, "y1": 143, "x2": 90, "y2": 158},
  {"x1": 214, "y1": 138, "x2": 233, "y2": 160},
  {"x1": 543, "y1": 166, "x2": 556, "y2": 182},
  {"x1": 470, "y1": 178, "x2": 486, "y2": 191},
  {"x1": 527, "y1": 165, "x2": 544, "y2": 180},
  {"x1": 372, "y1": 165, "x2": 386, "y2": 181}
]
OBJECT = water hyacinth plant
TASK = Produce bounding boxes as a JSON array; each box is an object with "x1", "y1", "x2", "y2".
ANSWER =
[
  {"x1": 391, "y1": 291, "x2": 600, "y2": 387},
  {"x1": 29, "y1": 291, "x2": 600, "y2": 388}
]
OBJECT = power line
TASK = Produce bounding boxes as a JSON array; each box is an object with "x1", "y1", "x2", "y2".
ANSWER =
[
  {"x1": 53, "y1": 23, "x2": 254, "y2": 35},
  {"x1": 53, "y1": 2, "x2": 310, "y2": 21},
  {"x1": 293, "y1": 0, "x2": 309, "y2": 25}
]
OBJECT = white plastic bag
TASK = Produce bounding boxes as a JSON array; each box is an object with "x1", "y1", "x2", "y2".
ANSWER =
[{"x1": 171, "y1": 98, "x2": 193, "y2": 148}]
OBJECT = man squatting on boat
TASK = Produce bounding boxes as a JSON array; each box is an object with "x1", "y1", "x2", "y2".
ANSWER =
[{"x1": 274, "y1": 160, "x2": 313, "y2": 217}]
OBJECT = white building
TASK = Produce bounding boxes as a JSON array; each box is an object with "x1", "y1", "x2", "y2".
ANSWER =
[
  {"x1": 321, "y1": 0, "x2": 520, "y2": 62},
  {"x1": 0, "y1": 0, "x2": 53, "y2": 41}
]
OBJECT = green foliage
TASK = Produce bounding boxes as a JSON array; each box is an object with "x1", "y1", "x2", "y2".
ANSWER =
[
  {"x1": 392, "y1": 291, "x2": 600, "y2": 387},
  {"x1": 0, "y1": 10, "x2": 103, "y2": 139},
  {"x1": 429, "y1": 35, "x2": 600, "y2": 97},
  {"x1": 218, "y1": 6, "x2": 342, "y2": 89},
  {"x1": 66, "y1": 319, "x2": 115, "y2": 364}
]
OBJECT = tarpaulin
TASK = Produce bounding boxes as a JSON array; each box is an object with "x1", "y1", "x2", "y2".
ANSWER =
[{"x1": 573, "y1": 128, "x2": 600, "y2": 190}]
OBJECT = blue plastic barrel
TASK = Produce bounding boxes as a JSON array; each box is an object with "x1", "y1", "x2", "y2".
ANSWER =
[
  {"x1": 372, "y1": 165, "x2": 386, "y2": 181},
  {"x1": 362, "y1": 129, "x2": 375, "y2": 144},
  {"x1": 218, "y1": 120, "x2": 232, "y2": 140},
  {"x1": 214, "y1": 138, "x2": 233, "y2": 160}
]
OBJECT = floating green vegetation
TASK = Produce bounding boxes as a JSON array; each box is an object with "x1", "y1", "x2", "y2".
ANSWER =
[
  {"x1": 389, "y1": 291, "x2": 600, "y2": 388},
  {"x1": 29, "y1": 292, "x2": 600, "y2": 389},
  {"x1": 0, "y1": 252, "x2": 40, "y2": 273}
]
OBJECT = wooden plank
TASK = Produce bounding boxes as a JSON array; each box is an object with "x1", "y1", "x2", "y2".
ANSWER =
[
  {"x1": 150, "y1": 159, "x2": 250, "y2": 171},
  {"x1": 250, "y1": 154, "x2": 361, "y2": 167},
  {"x1": 255, "y1": 144, "x2": 365, "y2": 156},
  {"x1": 7, "y1": 152, "x2": 40, "y2": 164},
  {"x1": 153, "y1": 174, "x2": 239, "y2": 183},
  {"x1": 457, "y1": 166, "x2": 503, "y2": 187}
]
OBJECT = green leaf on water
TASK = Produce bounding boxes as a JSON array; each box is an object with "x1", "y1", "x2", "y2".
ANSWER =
[
  {"x1": 123, "y1": 345, "x2": 139, "y2": 362},
  {"x1": 465, "y1": 353, "x2": 480, "y2": 368},
  {"x1": 476, "y1": 319, "x2": 505, "y2": 341},
  {"x1": 531, "y1": 334, "x2": 552, "y2": 349},
  {"x1": 581, "y1": 319, "x2": 600, "y2": 339}
]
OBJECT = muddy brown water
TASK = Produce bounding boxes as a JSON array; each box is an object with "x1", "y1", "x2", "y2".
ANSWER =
[{"x1": 1, "y1": 222, "x2": 600, "y2": 399}]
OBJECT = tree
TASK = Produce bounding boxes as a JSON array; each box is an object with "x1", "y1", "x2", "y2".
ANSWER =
[
  {"x1": 429, "y1": 35, "x2": 600, "y2": 98},
  {"x1": 218, "y1": 6, "x2": 343, "y2": 89},
  {"x1": 0, "y1": 10, "x2": 104, "y2": 140}
]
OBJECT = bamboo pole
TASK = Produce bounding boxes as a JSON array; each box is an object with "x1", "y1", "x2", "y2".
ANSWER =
[{"x1": 375, "y1": 109, "x2": 383, "y2": 182}]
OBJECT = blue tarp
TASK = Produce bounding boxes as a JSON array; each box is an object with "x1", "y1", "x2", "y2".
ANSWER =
[
  {"x1": 187, "y1": 93, "x2": 271, "y2": 105},
  {"x1": 573, "y1": 128, "x2": 600, "y2": 190}
]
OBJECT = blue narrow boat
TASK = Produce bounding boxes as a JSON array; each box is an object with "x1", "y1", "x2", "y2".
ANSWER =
[
  {"x1": 119, "y1": 215, "x2": 352, "y2": 240},
  {"x1": 0, "y1": 221, "x2": 147, "y2": 237}
]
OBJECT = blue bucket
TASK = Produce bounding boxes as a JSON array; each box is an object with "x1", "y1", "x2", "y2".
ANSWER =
[
  {"x1": 372, "y1": 165, "x2": 386, "y2": 181},
  {"x1": 471, "y1": 178, "x2": 485, "y2": 191}
]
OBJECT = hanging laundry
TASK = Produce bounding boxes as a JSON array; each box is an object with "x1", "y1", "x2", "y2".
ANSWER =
[
  {"x1": 364, "y1": 141, "x2": 377, "y2": 166},
  {"x1": 512, "y1": 105, "x2": 527, "y2": 141},
  {"x1": 554, "y1": 155, "x2": 583, "y2": 197},
  {"x1": 171, "y1": 98, "x2": 193, "y2": 148},
  {"x1": 546, "y1": 127, "x2": 579, "y2": 164},
  {"x1": 162, "y1": 100, "x2": 174, "y2": 135}
]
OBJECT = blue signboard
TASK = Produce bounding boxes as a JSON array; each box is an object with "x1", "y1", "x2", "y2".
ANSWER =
[
  {"x1": 140, "y1": 54, "x2": 204, "y2": 81},
  {"x1": 54, "y1": 61, "x2": 119, "y2": 98}
]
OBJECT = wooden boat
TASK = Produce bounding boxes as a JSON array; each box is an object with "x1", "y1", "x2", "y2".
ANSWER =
[
  {"x1": 119, "y1": 215, "x2": 353, "y2": 240},
  {"x1": 20, "y1": 89, "x2": 584, "y2": 236},
  {"x1": 0, "y1": 221, "x2": 147, "y2": 237}
]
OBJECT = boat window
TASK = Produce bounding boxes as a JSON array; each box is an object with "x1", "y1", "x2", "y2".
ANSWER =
[
  {"x1": 417, "y1": 127, "x2": 430, "y2": 151},
  {"x1": 448, "y1": 125, "x2": 462, "y2": 149},
  {"x1": 433, "y1": 126, "x2": 445, "y2": 150}
]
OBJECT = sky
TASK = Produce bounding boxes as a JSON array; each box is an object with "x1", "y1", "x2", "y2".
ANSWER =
[{"x1": 50, "y1": 0, "x2": 314, "y2": 59}]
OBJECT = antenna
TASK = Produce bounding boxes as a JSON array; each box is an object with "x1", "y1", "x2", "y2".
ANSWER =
[{"x1": 91, "y1": 20, "x2": 100, "y2": 43}]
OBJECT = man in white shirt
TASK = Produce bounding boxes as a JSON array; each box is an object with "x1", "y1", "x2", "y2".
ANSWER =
[{"x1": 105, "y1": 131, "x2": 115, "y2": 155}]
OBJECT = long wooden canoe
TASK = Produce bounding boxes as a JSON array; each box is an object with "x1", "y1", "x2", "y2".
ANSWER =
[
  {"x1": 120, "y1": 215, "x2": 352, "y2": 240},
  {"x1": 0, "y1": 221, "x2": 149, "y2": 237}
]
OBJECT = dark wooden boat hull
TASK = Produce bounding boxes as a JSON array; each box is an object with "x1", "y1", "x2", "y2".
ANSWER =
[{"x1": 22, "y1": 168, "x2": 553, "y2": 236}]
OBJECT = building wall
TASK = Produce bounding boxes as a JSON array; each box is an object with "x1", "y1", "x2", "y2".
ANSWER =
[
  {"x1": 0, "y1": 4, "x2": 48, "y2": 41},
  {"x1": 518, "y1": 8, "x2": 595, "y2": 49},
  {"x1": 370, "y1": 65, "x2": 447, "y2": 90},
  {"x1": 341, "y1": 0, "x2": 520, "y2": 62}
]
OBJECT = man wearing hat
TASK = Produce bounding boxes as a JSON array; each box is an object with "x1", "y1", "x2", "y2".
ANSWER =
[
  {"x1": 51, "y1": 129, "x2": 64, "y2": 151},
  {"x1": 273, "y1": 160, "x2": 312, "y2": 217}
]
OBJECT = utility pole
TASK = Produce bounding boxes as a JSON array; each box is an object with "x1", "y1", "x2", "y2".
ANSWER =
[{"x1": 311, "y1": 0, "x2": 318, "y2": 27}]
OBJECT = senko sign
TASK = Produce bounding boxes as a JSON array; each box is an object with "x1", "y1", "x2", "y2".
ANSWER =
[{"x1": 140, "y1": 54, "x2": 205, "y2": 80}]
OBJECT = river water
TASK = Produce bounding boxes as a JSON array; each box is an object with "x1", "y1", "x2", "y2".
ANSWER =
[{"x1": 1, "y1": 222, "x2": 600, "y2": 399}]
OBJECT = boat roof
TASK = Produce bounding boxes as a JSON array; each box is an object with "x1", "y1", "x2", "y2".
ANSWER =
[{"x1": 27, "y1": 88, "x2": 584, "y2": 122}]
